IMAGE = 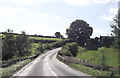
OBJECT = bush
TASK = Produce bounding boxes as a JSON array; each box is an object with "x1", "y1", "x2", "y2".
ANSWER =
[
  {"x1": 42, "y1": 44, "x2": 52, "y2": 50},
  {"x1": 58, "y1": 42, "x2": 78, "y2": 57},
  {"x1": 77, "y1": 46, "x2": 86, "y2": 54},
  {"x1": 66, "y1": 42, "x2": 78, "y2": 56},
  {"x1": 59, "y1": 47, "x2": 72, "y2": 56}
]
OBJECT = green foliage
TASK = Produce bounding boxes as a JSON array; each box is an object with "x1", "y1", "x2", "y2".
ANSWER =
[
  {"x1": 37, "y1": 42, "x2": 43, "y2": 52},
  {"x1": 66, "y1": 42, "x2": 78, "y2": 56},
  {"x1": 66, "y1": 19, "x2": 93, "y2": 46},
  {"x1": 55, "y1": 32, "x2": 64, "y2": 38},
  {"x1": 42, "y1": 43, "x2": 52, "y2": 50},
  {"x1": 59, "y1": 45, "x2": 72, "y2": 56},
  {"x1": 16, "y1": 31, "x2": 31, "y2": 56},
  {"x1": 2, "y1": 29, "x2": 17, "y2": 60},
  {"x1": 77, "y1": 46, "x2": 86, "y2": 54},
  {"x1": 30, "y1": 43, "x2": 39, "y2": 55},
  {"x1": 59, "y1": 42, "x2": 78, "y2": 57}
]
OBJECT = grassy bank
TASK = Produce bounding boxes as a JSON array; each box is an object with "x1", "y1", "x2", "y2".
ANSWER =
[
  {"x1": 2, "y1": 59, "x2": 32, "y2": 78},
  {"x1": 58, "y1": 43, "x2": 119, "y2": 77},
  {"x1": 70, "y1": 63, "x2": 111, "y2": 76},
  {"x1": 76, "y1": 47, "x2": 119, "y2": 67}
]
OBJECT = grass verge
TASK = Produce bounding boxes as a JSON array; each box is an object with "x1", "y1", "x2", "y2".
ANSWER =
[
  {"x1": 70, "y1": 63, "x2": 120, "y2": 77},
  {"x1": 1, "y1": 59, "x2": 32, "y2": 78}
]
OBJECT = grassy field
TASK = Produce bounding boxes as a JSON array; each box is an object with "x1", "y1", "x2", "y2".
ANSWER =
[
  {"x1": 76, "y1": 50, "x2": 102, "y2": 65},
  {"x1": 76, "y1": 47, "x2": 119, "y2": 67},
  {"x1": 29, "y1": 37, "x2": 62, "y2": 41},
  {"x1": 1, "y1": 33, "x2": 62, "y2": 41},
  {"x1": 98, "y1": 47, "x2": 119, "y2": 67}
]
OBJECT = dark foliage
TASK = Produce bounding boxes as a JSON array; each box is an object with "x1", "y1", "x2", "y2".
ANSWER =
[
  {"x1": 2, "y1": 29, "x2": 17, "y2": 60},
  {"x1": 55, "y1": 32, "x2": 64, "y2": 38},
  {"x1": 66, "y1": 19, "x2": 93, "y2": 46}
]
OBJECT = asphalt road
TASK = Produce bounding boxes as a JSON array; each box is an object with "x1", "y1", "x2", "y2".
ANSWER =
[{"x1": 13, "y1": 48, "x2": 90, "y2": 77}]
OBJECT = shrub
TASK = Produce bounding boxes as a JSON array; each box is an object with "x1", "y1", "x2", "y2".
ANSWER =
[
  {"x1": 58, "y1": 42, "x2": 78, "y2": 57},
  {"x1": 42, "y1": 44, "x2": 52, "y2": 50},
  {"x1": 66, "y1": 42, "x2": 78, "y2": 56},
  {"x1": 59, "y1": 47, "x2": 72, "y2": 56},
  {"x1": 77, "y1": 46, "x2": 86, "y2": 54}
]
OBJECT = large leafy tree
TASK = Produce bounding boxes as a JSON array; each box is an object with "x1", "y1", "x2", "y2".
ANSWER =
[
  {"x1": 2, "y1": 29, "x2": 17, "y2": 60},
  {"x1": 66, "y1": 19, "x2": 93, "y2": 46},
  {"x1": 111, "y1": 9, "x2": 120, "y2": 50}
]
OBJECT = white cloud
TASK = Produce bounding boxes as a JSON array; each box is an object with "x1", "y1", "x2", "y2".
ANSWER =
[
  {"x1": 8, "y1": 0, "x2": 50, "y2": 5},
  {"x1": 0, "y1": 0, "x2": 61, "y2": 6},
  {"x1": 93, "y1": 0, "x2": 118, "y2": 4},
  {"x1": 102, "y1": 15, "x2": 114, "y2": 21},
  {"x1": 110, "y1": 8, "x2": 118, "y2": 14},
  {"x1": 64, "y1": 0, "x2": 91, "y2": 6},
  {"x1": 54, "y1": 16, "x2": 64, "y2": 21},
  {"x1": 94, "y1": 28, "x2": 107, "y2": 33},
  {"x1": 27, "y1": 12, "x2": 64, "y2": 21},
  {"x1": 0, "y1": 6, "x2": 24, "y2": 15},
  {"x1": 39, "y1": 13, "x2": 51, "y2": 17}
]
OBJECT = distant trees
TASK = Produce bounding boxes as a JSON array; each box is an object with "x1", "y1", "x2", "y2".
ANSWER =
[
  {"x1": 55, "y1": 32, "x2": 64, "y2": 38},
  {"x1": 111, "y1": 9, "x2": 120, "y2": 50},
  {"x1": 66, "y1": 19, "x2": 93, "y2": 46}
]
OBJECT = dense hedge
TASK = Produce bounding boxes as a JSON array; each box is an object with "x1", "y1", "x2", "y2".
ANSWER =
[{"x1": 58, "y1": 42, "x2": 78, "y2": 57}]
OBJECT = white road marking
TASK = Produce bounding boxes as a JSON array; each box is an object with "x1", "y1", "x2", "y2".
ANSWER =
[
  {"x1": 56, "y1": 57, "x2": 68, "y2": 68},
  {"x1": 46, "y1": 53, "x2": 58, "y2": 76}
]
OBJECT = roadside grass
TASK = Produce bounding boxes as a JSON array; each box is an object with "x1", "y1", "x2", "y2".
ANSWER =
[
  {"x1": 98, "y1": 47, "x2": 119, "y2": 67},
  {"x1": 70, "y1": 63, "x2": 111, "y2": 76},
  {"x1": 2, "y1": 59, "x2": 31, "y2": 78},
  {"x1": 76, "y1": 50, "x2": 102, "y2": 65}
]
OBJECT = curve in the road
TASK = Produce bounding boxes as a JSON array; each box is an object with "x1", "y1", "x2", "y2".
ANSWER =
[{"x1": 12, "y1": 48, "x2": 90, "y2": 77}]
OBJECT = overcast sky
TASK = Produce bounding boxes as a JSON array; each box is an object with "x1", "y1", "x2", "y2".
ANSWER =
[{"x1": 0, "y1": 0, "x2": 118, "y2": 38}]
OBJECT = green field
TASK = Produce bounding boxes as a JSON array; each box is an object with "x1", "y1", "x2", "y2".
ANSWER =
[
  {"x1": 29, "y1": 37, "x2": 62, "y2": 41},
  {"x1": 76, "y1": 50, "x2": 102, "y2": 65},
  {"x1": 76, "y1": 47, "x2": 119, "y2": 67}
]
